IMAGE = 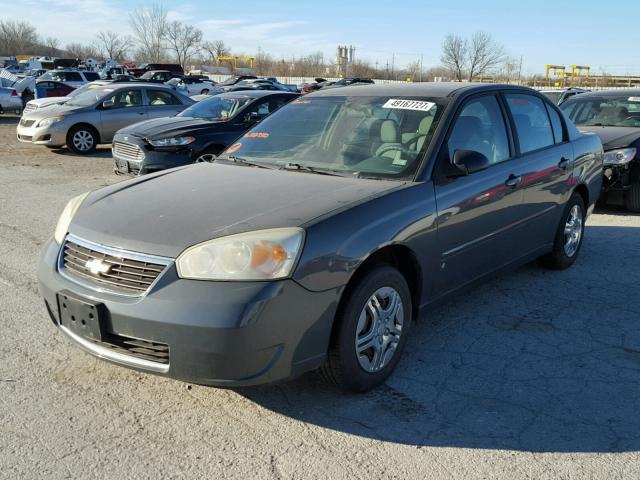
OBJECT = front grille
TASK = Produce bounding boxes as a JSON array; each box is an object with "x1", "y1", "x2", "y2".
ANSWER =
[
  {"x1": 88, "y1": 332, "x2": 169, "y2": 364},
  {"x1": 113, "y1": 141, "x2": 145, "y2": 162},
  {"x1": 20, "y1": 118, "x2": 35, "y2": 127},
  {"x1": 23, "y1": 104, "x2": 37, "y2": 114},
  {"x1": 61, "y1": 238, "x2": 170, "y2": 296}
]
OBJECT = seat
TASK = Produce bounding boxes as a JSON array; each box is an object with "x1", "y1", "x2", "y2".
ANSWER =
[
  {"x1": 374, "y1": 119, "x2": 402, "y2": 158},
  {"x1": 405, "y1": 115, "x2": 434, "y2": 152}
]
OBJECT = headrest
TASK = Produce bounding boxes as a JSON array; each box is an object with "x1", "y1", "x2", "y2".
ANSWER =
[
  {"x1": 380, "y1": 119, "x2": 398, "y2": 143},
  {"x1": 418, "y1": 115, "x2": 434, "y2": 135}
]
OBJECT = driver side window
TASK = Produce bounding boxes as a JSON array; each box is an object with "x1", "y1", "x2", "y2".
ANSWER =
[
  {"x1": 447, "y1": 95, "x2": 510, "y2": 165},
  {"x1": 108, "y1": 90, "x2": 143, "y2": 109}
]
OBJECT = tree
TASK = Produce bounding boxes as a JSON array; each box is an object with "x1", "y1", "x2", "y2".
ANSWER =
[
  {"x1": 96, "y1": 31, "x2": 132, "y2": 60},
  {"x1": 0, "y1": 20, "x2": 39, "y2": 56},
  {"x1": 164, "y1": 21, "x2": 203, "y2": 68},
  {"x1": 44, "y1": 37, "x2": 60, "y2": 56},
  {"x1": 65, "y1": 43, "x2": 100, "y2": 60},
  {"x1": 440, "y1": 34, "x2": 468, "y2": 81},
  {"x1": 467, "y1": 32, "x2": 505, "y2": 81},
  {"x1": 129, "y1": 3, "x2": 167, "y2": 63},
  {"x1": 201, "y1": 40, "x2": 229, "y2": 63}
]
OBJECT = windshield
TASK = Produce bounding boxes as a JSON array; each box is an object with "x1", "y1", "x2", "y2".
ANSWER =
[
  {"x1": 178, "y1": 96, "x2": 253, "y2": 120},
  {"x1": 561, "y1": 94, "x2": 640, "y2": 127},
  {"x1": 65, "y1": 88, "x2": 113, "y2": 107},
  {"x1": 218, "y1": 95, "x2": 447, "y2": 180},
  {"x1": 541, "y1": 91, "x2": 562, "y2": 104}
]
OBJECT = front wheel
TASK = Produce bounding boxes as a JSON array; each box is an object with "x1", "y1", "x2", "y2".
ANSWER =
[
  {"x1": 66, "y1": 125, "x2": 98, "y2": 154},
  {"x1": 625, "y1": 182, "x2": 640, "y2": 212},
  {"x1": 541, "y1": 193, "x2": 586, "y2": 270},
  {"x1": 200, "y1": 89, "x2": 209, "y2": 95},
  {"x1": 320, "y1": 265, "x2": 412, "y2": 392}
]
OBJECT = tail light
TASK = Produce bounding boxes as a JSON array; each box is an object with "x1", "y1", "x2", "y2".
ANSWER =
[{"x1": 10, "y1": 90, "x2": 18, "y2": 97}]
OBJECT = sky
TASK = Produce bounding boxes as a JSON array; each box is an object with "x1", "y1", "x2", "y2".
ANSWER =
[{"x1": 3, "y1": 0, "x2": 640, "y2": 76}]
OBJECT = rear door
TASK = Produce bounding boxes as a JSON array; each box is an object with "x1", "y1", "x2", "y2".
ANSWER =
[
  {"x1": 99, "y1": 88, "x2": 148, "y2": 141},
  {"x1": 433, "y1": 94, "x2": 530, "y2": 296},
  {"x1": 502, "y1": 93, "x2": 573, "y2": 250},
  {"x1": 145, "y1": 88, "x2": 186, "y2": 118}
]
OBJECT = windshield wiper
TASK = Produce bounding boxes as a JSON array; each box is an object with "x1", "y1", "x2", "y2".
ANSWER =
[
  {"x1": 280, "y1": 162, "x2": 349, "y2": 177},
  {"x1": 215, "y1": 155, "x2": 274, "y2": 169}
]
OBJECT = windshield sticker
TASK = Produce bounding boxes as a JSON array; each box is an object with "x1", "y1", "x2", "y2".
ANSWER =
[
  {"x1": 382, "y1": 99, "x2": 435, "y2": 112},
  {"x1": 292, "y1": 99, "x2": 311, "y2": 104},
  {"x1": 244, "y1": 132, "x2": 270, "y2": 139},
  {"x1": 227, "y1": 142, "x2": 242, "y2": 153},
  {"x1": 392, "y1": 158, "x2": 408, "y2": 166},
  {"x1": 628, "y1": 97, "x2": 640, "y2": 102}
]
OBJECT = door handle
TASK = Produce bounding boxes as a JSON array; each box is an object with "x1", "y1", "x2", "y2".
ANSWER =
[
  {"x1": 558, "y1": 157, "x2": 572, "y2": 170},
  {"x1": 505, "y1": 174, "x2": 522, "y2": 188}
]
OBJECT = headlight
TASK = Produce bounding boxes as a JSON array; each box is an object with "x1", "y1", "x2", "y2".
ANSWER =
[
  {"x1": 54, "y1": 192, "x2": 90, "y2": 244},
  {"x1": 148, "y1": 136, "x2": 195, "y2": 147},
  {"x1": 603, "y1": 148, "x2": 637, "y2": 166},
  {"x1": 176, "y1": 228, "x2": 304, "y2": 281},
  {"x1": 36, "y1": 116, "x2": 64, "y2": 128}
]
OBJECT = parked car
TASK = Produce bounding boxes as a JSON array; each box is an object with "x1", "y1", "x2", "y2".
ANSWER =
[
  {"x1": 540, "y1": 87, "x2": 589, "y2": 106},
  {"x1": 38, "y1": 69, "x2": 100, "y2": 87},
  {"x1": 35, "y1": 80, "x2": 76, "y2": 98},
  {"x1": 17, "y1": 84, "x2": 194, "y2": 154},
  {"x1": 177, "y1": 75, "x2": 217, "y2": 95},
  {"x1": 112, "y1": 90, "x2": 299, "y2": 175},
  {"x1": 37, "y1": 83, "x2": 602, "y2": 392},
  {"x1": 139, "y1": 70, "x2": 181, "y2": 83},
  {"x1": 217, "y1": 75, "x2": 258, "y2": 86},
  {"x1": 0, "y1": 86, "x2": 22, "y2": 114},
  {"x1": 128, "y1": 63, "x2": 184, "y2": 78},
  {"x1": 561, "y1": 89, "x2": 640, "y2": 211}
]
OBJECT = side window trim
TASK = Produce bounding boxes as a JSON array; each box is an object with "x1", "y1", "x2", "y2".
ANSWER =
[
  {"x1": 544, "y1": 101, "x2": 567, "y2": 144},
  {"x1": 502, "y1": 91, "x2": 558, "y2": 156}
]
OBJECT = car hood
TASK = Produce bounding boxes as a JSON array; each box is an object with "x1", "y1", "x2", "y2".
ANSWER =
[
  {"x1": 70, "y1": 163, "x2": 402, "y2": 258},
  {"x1": 578, "y1": 126, "x2": 640, "y2": 150},
  {"x1": 27, "y1": 96, "x2": 70, "y2": 108},
  {"x1": 116, "y1": 116, "x2": 216, "y2": 139},
  {"x1": 22, "y1": 102, "x2": 84, "y2": 119}
]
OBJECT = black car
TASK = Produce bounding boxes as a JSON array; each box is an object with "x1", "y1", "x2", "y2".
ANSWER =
[
  {"x1": 41, "y1": 83, "x2": 602, "y2": 392},
  {"x1": 112, "y1": 90, "x2": 299, "y2": 175},
  {"x1": 561, "y1": 89, "x2": 640, "y2": 211}
]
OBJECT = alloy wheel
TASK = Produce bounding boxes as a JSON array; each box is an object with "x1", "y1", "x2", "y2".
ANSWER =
[
  {"x1": 72, "y1": 130, "x2": 94, "y2": 152},
  {"x1": 355, "y1": 286, "x2": 404, "y2": 372},
  {"x1": 195, "y1": 153, "x2": 216, "y2": 163},
  {"x1": 563, "y1": 204, "x2": 583, "y2": 257}
]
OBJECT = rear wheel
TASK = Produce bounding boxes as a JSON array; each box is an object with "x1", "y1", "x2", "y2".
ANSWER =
[
  {"x1": 320, "y1": 265, "x2": 412, "y2": 392},
  {"x1": 66, "y1": 125, "x2": 98, "y2": 154},
  {"x1": 541, "y1": 193, "x2": 585, "y2": 270},
  {"x1": 624, "y1": 182, "x2": 640, "y2": 212},
  {"x1": 200, "y1": 88, "x2": 210, "y2": 95}
]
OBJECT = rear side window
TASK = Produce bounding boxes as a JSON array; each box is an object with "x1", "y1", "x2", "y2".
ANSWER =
[
  {"x1": 64, "y1": 72, "x2": 83, "y2": 82},
  {"x1": 447, "y1": 95, "x2": 510, "y2": 165},
  {"x1": 545, "y1": 104, "x2": 564, "y2": 144},
  {"x1": 83, "y1": 72, "x2": 99, "y2": 81},
  {"x1": 147, "y1": 90, "x2": 181, "y2": 106},
  {"x1": 505, "y1": 94, "x2": 554, "y2": 153}
]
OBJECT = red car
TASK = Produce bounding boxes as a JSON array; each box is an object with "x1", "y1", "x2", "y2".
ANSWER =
[{"x1": 35, "y1": 80, "x2": 76, "y2": 98}]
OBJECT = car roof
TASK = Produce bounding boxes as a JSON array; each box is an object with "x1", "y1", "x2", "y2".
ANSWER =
[
  {"x1": 310, "y1": 82, "x2": 538, "y2": 98},
  {"x1": 572, "y1": 89, "x2": 640, "y2": 98},
  {"x1": 216, "y1": 90, "x2": 298, "y2": 99}
]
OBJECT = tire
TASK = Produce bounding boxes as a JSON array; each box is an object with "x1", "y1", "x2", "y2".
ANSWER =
[
  {"x1": 200, "y1": 89, "x2": 209, "y2": 95},
  {"x1": 66, "y1": 125, "x2": 98, "y2": 154},
  {"x1": 320, "y1": 265, "x2": 412, "y2": 392},
  {"x1": 541, "y1": 193, "x2": 586, "y2": 270},
  {"x1": 624, "y1": 182, "x2": 640, "y2": 212}
]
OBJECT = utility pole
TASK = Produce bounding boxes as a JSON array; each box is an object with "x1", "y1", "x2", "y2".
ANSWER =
[
  {"x1": 391, "y1": 53, "x2": 395, "y2": 81},
  {"x1": 419, "y1": 54, "x2": 423, "y2": 82},
  {"x1": 517, "y1": 55, "x2": 523, "y2": 85}
]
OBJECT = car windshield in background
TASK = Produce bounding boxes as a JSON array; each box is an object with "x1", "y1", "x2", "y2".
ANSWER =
[
  {"x1": 65, "y1": 88, "x2": 113, "y2": 107},
  {"x1": 219, "y1": 95, "x2": 446, "y2": 180},
  {"x1": 541, "y1": 91, "x2": 562, "y2": 104},
  {"x1": 561, "y1": 95, "x2": 640, "y2": 127},
  {"x1": 178, "y1": 96, "x2": 252, "y2": 121}
]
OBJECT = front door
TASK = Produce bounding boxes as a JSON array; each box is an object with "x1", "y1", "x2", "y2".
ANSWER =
[
  {"x1": 145, "y1": 89, "x2": 186, "y2": 119},
  {"x1": 433, "y1": 94, "x2": 529, "y2": 297},
  {"x1": 100, "y1": 88, "x2": 147, "y2": 141}
]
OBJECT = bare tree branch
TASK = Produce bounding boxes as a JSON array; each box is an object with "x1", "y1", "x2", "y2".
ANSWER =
[
  {"x1": 467, "y1": 32, "x2": 505, "y2": 81},
  {"x1": 96, "y1": 31, "x2": 132, "y2": 61},
  {"x1": 129, "y1": 3, "x2": 167, "y2": 63},
  {"x1": 164, "y1": 21, "x2": 203, "y2": 68},
  {"x1": 440, "y1": 34, "x2": 468, "y2": 82},
  {"x1": 0, "y1": 20, "x2": 39, "y2": 56}
]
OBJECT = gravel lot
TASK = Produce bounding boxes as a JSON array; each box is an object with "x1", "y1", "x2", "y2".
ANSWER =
[{"x1": 1, "y1": 113, "x2": 639, "y2": 479}]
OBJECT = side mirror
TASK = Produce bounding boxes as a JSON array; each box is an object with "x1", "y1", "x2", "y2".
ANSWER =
[
  {"x1": 448, "y1": 150, "x2": 491, "y2": 177},
  {"x1": 102, "y1": 99, "x2": 115, "y2": 109}
]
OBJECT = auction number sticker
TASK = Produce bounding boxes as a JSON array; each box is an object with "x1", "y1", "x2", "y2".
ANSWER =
[
  {"x1": 244, "y1": 132, "x2": 270, "y2": 139},
  {"x1": 628, "y1": 97, "x2": 640, "y2": 102},
  {"x1": 382, "y1": 99, "x2": 435, "y2": 112},
  {"x1": 227, "y1": 142, "x2": 242, "y2": 153}
]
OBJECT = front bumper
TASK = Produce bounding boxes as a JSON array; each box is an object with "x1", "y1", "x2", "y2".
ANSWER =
[
  {"x1": 112, "y1": 134, "x2": 195, "y2": 176},
  {"x1": 38, "y1": 238, "x2": 339, "y2": 386},
  {"x1": 16, "y1": 120, "x2": 67, "y2": 146}
]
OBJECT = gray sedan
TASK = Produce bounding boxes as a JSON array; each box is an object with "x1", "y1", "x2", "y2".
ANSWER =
[
  {"x1": 17, "y1": 84, "x2": 194, "y2": 154},
  {"x1": 38, "y1": 83, "x2": 602, "y2": 392}
]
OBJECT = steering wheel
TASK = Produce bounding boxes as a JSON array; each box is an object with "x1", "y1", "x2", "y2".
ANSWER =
[{"x1": 377, "y1": 144, "x2": 411, "y2": 157}]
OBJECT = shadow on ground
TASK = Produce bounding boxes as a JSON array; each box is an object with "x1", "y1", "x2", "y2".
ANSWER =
[
  {"x1": 239, "y1": 224, "x2": 640, "y2": 453},
  {"x1": 50, "y1": 147, "x2": 112, "y2": 159},
  {"x1": 0, "y1": 115, "x2": 19, "y2": 125}
]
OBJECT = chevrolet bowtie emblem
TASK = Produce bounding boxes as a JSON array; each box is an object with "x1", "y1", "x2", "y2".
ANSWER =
[{"x1": 86, "y1": 258, "x2": 112, "y2": 276}]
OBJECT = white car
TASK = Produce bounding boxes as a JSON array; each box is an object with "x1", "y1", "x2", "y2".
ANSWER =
[{"x1": 178, "y1": 76, "x2": 217, "y2": 95}]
